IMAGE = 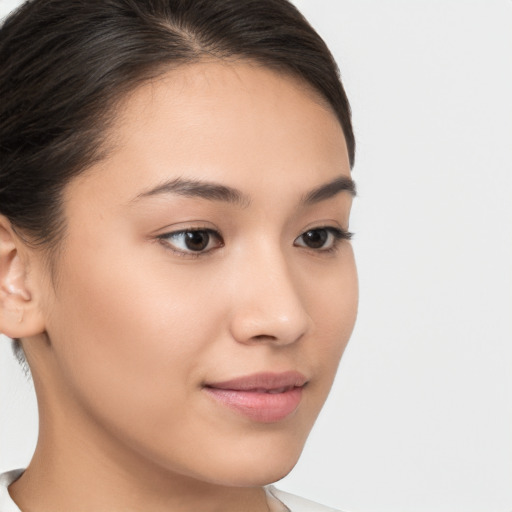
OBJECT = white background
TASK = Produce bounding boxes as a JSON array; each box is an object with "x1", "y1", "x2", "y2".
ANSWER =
[{"x1": 1, "y1": 1, "x2": 511, "y2": 511}]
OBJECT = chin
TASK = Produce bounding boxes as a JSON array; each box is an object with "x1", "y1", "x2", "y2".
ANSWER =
[
  {"x1": 213, "y1": 458, "x2": 301, "y2": 488},
  {"x1": 194, "y1": 436, "x2": 307, "y2": 488}
]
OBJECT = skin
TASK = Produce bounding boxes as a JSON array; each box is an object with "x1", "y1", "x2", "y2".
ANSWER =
[{"x1": 0, "y1": 61, "x2": 357, "y2": 512}]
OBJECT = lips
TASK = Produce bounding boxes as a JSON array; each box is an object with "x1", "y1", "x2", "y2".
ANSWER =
[{"x1": 204, "y1": 371, "x2": 307, "y2": 423}]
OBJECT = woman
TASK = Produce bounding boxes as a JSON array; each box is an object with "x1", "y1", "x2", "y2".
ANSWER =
[{"x1": 0, "y1": 1, "x2": 357, "y2": 510}]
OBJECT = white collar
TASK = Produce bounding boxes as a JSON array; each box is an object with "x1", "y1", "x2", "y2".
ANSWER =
[{"x1": 0, "y1": 469, "x2": 23, "y2": 512}]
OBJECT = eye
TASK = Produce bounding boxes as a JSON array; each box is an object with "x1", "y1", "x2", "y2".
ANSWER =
[
  {"x1": 294, "y1": 227, "x2": 352, "y2": 251},
  {"x1": 158, "y1": 229, "x2": 224, "y2": 255}
]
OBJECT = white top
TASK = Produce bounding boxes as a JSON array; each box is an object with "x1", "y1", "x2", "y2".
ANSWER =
[{"x1": 0, "y1": 469, "x2": 342, "y2": 512}]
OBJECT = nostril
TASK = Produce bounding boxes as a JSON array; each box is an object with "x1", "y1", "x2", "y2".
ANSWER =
[{"x1": 252, "y1": 334, "x2": 277, "y2": 341}]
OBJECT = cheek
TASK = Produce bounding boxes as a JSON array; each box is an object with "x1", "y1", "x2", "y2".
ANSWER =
[
  {"x1": 43, "y1": 241, "x2": 239, "y2": 478},
  {"x1": 305, "y1": 245, "x2": 358, "y2": 343},
  {"x1": 297, "y1": 246, "x2": 358, "y2": 409},
  {"x1": 46, "y1": 238, "x2": 224, "y2": 423}
]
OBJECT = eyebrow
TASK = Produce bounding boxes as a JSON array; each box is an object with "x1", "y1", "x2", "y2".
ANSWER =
[
  {"x1": 133, "y1": 177, "x2": 251, "y2": 207},
  {"x1": 301, "y1": 175, "x2": 356, "y2": 204},
  {"x1": 132, "y1": 175, "x2": 356, "y2": 207}
]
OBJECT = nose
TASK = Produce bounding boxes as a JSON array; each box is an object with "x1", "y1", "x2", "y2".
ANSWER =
[{"x1": 227, "y1": 249, "x2": 311, "y2": 346}]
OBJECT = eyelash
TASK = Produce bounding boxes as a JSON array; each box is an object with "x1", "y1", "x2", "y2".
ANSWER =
[
  {"x1": 295, "y1": 227, "x2": 353, "y2": 254},
  {"x1": 157, "y1": 228, "x2": 223, "y2": 258},
  {"x1": 157, "y1": 226, "x2": 353, "y2": 258}
]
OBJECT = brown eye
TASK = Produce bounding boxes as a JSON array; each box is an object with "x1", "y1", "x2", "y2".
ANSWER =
[
  {"x1": 183, "y1": 231, "x2": 210, "y2": 251},
  {"x1": 301, "y1": 229, "x2": 329, "y2": 249},
  {"x1": 159, "y1": 229, "x2": 223, "y2": 254},
  {"x1": 294, "y1": 227, "x2": 352, "y2": 251}
]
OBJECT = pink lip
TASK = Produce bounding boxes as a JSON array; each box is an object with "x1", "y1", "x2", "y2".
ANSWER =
[{"x1": 204, "y1": 371, "x2": 307, "y2": 423}]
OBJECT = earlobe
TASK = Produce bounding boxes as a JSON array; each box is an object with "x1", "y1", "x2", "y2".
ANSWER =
[{"x1": 0, "y1": 216, "x2": 46, "y2": 339}]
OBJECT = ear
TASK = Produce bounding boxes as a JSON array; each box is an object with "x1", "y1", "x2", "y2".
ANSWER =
[{"x1": 0, "y1": 216, "x2": 46, "y2": 339}]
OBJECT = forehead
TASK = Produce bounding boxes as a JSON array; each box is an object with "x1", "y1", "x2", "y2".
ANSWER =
[
  {"x1": 68, "y1": 60, "x2": 350, "y2": 207},
  {"x1": 117, "y1": 59, "x2": 337, "y2": 124}
]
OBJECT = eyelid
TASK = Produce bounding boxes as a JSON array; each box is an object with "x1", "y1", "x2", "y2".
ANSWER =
[
  {"x1": 156, "y1": 226, "x2": 224, "y2": 258},
  {"x1": 298, "y1": 224, "x2": 353, "y2": 240},
  {"x1": 293, "y1": 226, "x2": 353, "y2": 252}
]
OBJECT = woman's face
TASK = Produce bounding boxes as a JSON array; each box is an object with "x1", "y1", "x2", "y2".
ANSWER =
[{"x1": 33, "y1": 61, "x2": 357, "y2": 486}]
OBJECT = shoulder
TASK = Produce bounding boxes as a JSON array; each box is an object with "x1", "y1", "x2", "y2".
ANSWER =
[
  {"x1": 266, "y1": 485, "x2": 344, "y2": 512},
  {"x1": 0, "y1": 469, "x2": 23, "y2": 512}
]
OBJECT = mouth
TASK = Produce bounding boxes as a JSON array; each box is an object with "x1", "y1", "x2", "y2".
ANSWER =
[{"x1": 203, "y1": 371, "x2": 308, "y2": 423}]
